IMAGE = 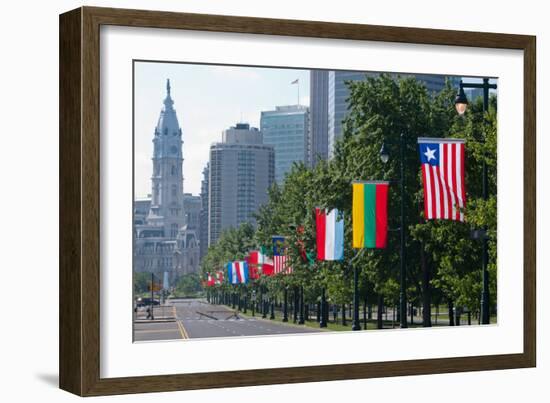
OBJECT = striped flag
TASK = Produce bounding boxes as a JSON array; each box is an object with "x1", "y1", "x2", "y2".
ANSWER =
[
  {"x1": 418, "y1": 138, "x2": 466, "y2": 221},
  {"x1": 352, "y1": 181, "x2": 389, "y2": 249},
  {"x1": 227, "y1": 261, "x2": 249, "y2": 284},
  {"x1": 315, "y1": 208, "x2": 344, "y2": 261},
  {"x1": 206, "y1": 273, "x2": 215, "y2": 287},
  {"x1": 273, "y1": 236, "x2": 292, "y2": 274},
  {"x1": 247, "y1": 249, "x2": 274, "y2": 277},
  {"x1": 215, "y1": 271, "x2": 224, "y2": 284}
]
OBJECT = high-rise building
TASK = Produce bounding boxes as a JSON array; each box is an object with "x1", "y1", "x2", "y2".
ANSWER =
[
  {"x1": 309, "y1": 70, "x2": 329, "y2": 166},
  {"x1": 133, "y1": 80, "x2": 200, "y2": 285},
  {"x1": 199, "y1": 163, "x2": 210, "y2": 260},
  {"x1": 260, "y1": 105, "x2": 309, "y2": 183},
  {"x1": 327, "y1": 71, "x2": 448, "y2": 157},
  {"x1": 208, "y1": 123, "x2": 275, "y2": 245},
  {"x1": 183, "y1": 193, "x2": 201, "y2": 230}
]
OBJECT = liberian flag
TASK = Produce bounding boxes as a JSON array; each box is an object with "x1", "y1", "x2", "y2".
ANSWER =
[
  {"x1": 352, "y1": 181, "x2": 389, "y2": 249},
  {"x1": 315, "y1": 208, "x2": 344, "y2": 261},
  {"x1": 227, "y1": 261, "x2": 249, "y2": 284},
  {"x1": 418, "y1": 138, "x2": 466, "y2": 222},
  {"x1": 273, "y1": 236, "x2": 292, "y2": 274}
]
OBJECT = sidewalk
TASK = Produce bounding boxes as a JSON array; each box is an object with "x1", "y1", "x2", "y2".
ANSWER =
[{"x1": 134, "y1": 304, "x2": 176, "y2": 323}]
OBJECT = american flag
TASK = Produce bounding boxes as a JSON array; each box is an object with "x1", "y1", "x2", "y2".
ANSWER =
[
  {"x1": 272, "y1": 236, "x2": 292, "y2": 274},
  {"x1": 418, "y1": 138, "x2": 466, "y2": 222}
]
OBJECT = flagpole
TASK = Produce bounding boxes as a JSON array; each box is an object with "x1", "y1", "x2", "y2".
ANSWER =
[{"x1": 351, "y1": 249, "x2": 364, "y2": 331}]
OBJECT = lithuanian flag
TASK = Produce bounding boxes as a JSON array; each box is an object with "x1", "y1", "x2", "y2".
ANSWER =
[{"x1": 352, "y1": 181, "x2": 389, "y2": 249}]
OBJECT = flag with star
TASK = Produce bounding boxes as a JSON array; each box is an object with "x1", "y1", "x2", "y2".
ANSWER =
[{"x1": 418, "y1": 137, "x2": 466, "y2": 222}]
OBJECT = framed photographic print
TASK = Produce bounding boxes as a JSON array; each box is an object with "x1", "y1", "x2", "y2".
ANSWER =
[{"x1": 59, "y1": 6, "x2": 536, "y2": 396}]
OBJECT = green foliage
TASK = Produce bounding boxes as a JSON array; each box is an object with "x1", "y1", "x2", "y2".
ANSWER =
[
  {"x1": 133, "y1": 272, "x2": 151, "y2": 294},
  {"x1": 201, "y1": 74, "x2": 497, "y2": 317},
  {"x1": 175, "y1": 273, "x2": 202, "y2": 296}
]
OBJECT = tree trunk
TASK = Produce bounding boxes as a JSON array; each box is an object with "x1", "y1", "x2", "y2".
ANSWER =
[
  {"x1": 342, "y1": 303, "x2": 347, "y2": 326},
  {"x1": 421, "y1": 243, "x2": 432, "y2": 327},
  {"x1": 363, "y1": 293, "x2": 368, "y2": 330},
  {"x1": 448, "y1": 299, "x2": 455, "y2": 326},
  {"x1": 377, "y1": 294, "x2": 384, "y2": 329}
]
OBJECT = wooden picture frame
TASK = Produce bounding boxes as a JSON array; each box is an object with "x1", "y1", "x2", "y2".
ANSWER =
[{"x1": 59, "y1": 6, "x2": 536, "y2": 396}]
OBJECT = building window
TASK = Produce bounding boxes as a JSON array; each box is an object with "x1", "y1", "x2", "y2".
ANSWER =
[
  {"x1": 170, "y1": 223, "x2": 178, "y2": 238},
  {"x1": 171, "y1": 165, "x2": 176, "y2": 176},
  {"x1": 171, "y1": 185, "x2": 177, "y2": 198}
]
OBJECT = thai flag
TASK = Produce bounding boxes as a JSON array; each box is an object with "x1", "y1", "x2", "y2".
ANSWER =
[
  {"x1": 418, "y1": 138, "x2": 466, "y2": 222},
  {"x1": 227, "y1": 261, "x2": 249, "y2": 284},
  {"x1": 315, "y1": 208, "x2": 344, "y2": 261}
]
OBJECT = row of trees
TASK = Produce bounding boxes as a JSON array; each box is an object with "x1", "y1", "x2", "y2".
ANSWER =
[{"x1": 200, "y1": 74, "x2": 497, "y2": 327}]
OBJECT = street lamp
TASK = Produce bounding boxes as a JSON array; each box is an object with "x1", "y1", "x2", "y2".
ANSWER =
[
  {"x1": 379, "y1": 133, "x2": 408, "y2": 329},
  {"x1": 379, "y1": 143, "x2": 389, "y2": 164},
  {"x1": 454, "y1": 82, "x2": 468, "y2": 116},
  {"x1": 454, "y1": 78, "x2": 497, "y2": 325}
]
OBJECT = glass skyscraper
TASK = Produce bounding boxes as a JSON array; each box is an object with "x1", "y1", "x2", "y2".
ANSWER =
[
  {"x1": 260, "y1": 105, "x2": 310, "y2": 183},
  {"x1": 309, "y1": 70, "x2": 329, "y2": 166}
]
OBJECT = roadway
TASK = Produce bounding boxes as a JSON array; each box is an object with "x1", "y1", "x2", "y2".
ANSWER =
[{"x1": 134, "y1": 298, "x2": 319, "y2": 342}]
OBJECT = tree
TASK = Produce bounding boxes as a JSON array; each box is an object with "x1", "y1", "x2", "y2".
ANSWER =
[
  {"x1": 133, "y1": 272, "x2": 151, "y2": 294},
  {"x1": 198, "y1": 74, "x2": 497, "y2": 329},
  {"x1": 175, "y1": 273, "x2": 202, "y2": 296}
]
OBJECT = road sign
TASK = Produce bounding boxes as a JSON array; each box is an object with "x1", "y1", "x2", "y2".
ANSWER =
[{"x1": 148, "y1": 281, "x2": 162, "y2": 292}]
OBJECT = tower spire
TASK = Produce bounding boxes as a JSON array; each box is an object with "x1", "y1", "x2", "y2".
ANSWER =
[{"x1": 163, "y1": 78, "x2": 174, "y2": 110}]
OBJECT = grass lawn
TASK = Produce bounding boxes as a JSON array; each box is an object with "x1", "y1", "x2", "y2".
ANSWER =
[{"x1": 231, "y1": 305, "x2": 498, "y2": 331}]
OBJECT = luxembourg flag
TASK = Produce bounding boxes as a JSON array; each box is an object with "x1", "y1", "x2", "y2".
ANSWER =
[
  {"x1": 227, "y1": 261, "x2": 249, "y2": 284},
  {"x1": 315, "y1": 208, "x2": 344, "y2": 261}
]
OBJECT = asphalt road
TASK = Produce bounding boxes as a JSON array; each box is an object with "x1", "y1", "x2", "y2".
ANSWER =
[{"x1": 134, "y1": 298, "x2": 319, "y2": 342}]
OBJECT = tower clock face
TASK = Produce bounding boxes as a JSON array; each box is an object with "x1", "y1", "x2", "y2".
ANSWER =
[{"x1": 170, "y1": 146, "x2": 178, "y2": 155}]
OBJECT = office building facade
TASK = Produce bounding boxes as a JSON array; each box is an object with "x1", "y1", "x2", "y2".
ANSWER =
[
  {"x1": 208, "y1": 123, "x2": 275, "y2": 245},
  {"x1": 309, "y1": 70, "x2": 329, "y2": 166},
  {"x1": 260, "y1": 105, "x2": 309, "y2": 183}
]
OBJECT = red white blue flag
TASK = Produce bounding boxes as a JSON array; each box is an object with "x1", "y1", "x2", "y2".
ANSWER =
[
  {"x1": 227, "y1": 261, "x2": 249, "y2": 284},
  {"x1": 418, "y1": 137, "x2": 466, "y2": 222},
  {"x1": 272, "y1": 236, "x2": 292, "y2": 274},
  {"x1": 315, "y1": 208, "x2": 344, "y2": 261}
]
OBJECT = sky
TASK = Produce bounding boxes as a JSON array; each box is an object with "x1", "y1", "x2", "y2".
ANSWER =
[
  {"x1": 134, "y1": 61, "x2": 311, "y2": 197},
  {"x1": 133, "y1": 62, "x2": 497, "y2": 198}
]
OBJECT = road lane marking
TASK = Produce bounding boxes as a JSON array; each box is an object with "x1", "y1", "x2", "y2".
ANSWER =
[
  {"x1": 176, "y1": 320, "x2": 189, "y2": 339},
  {"x1": 135, "y1": 328, "x2": 181, "y2": 334}
]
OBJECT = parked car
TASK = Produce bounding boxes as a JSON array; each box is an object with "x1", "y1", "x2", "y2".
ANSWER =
[{"x1": 135, "y1": 297, "x2": 160, "y2": 308}]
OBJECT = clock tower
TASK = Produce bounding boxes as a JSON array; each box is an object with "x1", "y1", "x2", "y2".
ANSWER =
[{"x1": 147, "y1": 79, "x2": 185, "y2": 239}]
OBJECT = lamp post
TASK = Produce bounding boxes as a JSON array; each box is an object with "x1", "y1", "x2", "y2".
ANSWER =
[
  {"x1": 283, "y1": 287, "x2": 289, "y2": 322},
  {"x1": 454, "y1": 78, "x2": 497, "y2": 325},
  {"x1": 351, "y1": 264, "x2": 361, "y2": 330},
  {"x1": 319, "y1": 288, "x2": 327, "y2": 328},
  {"x1": 379, "y1": 133, "x2": 408, "y2": 328}
]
